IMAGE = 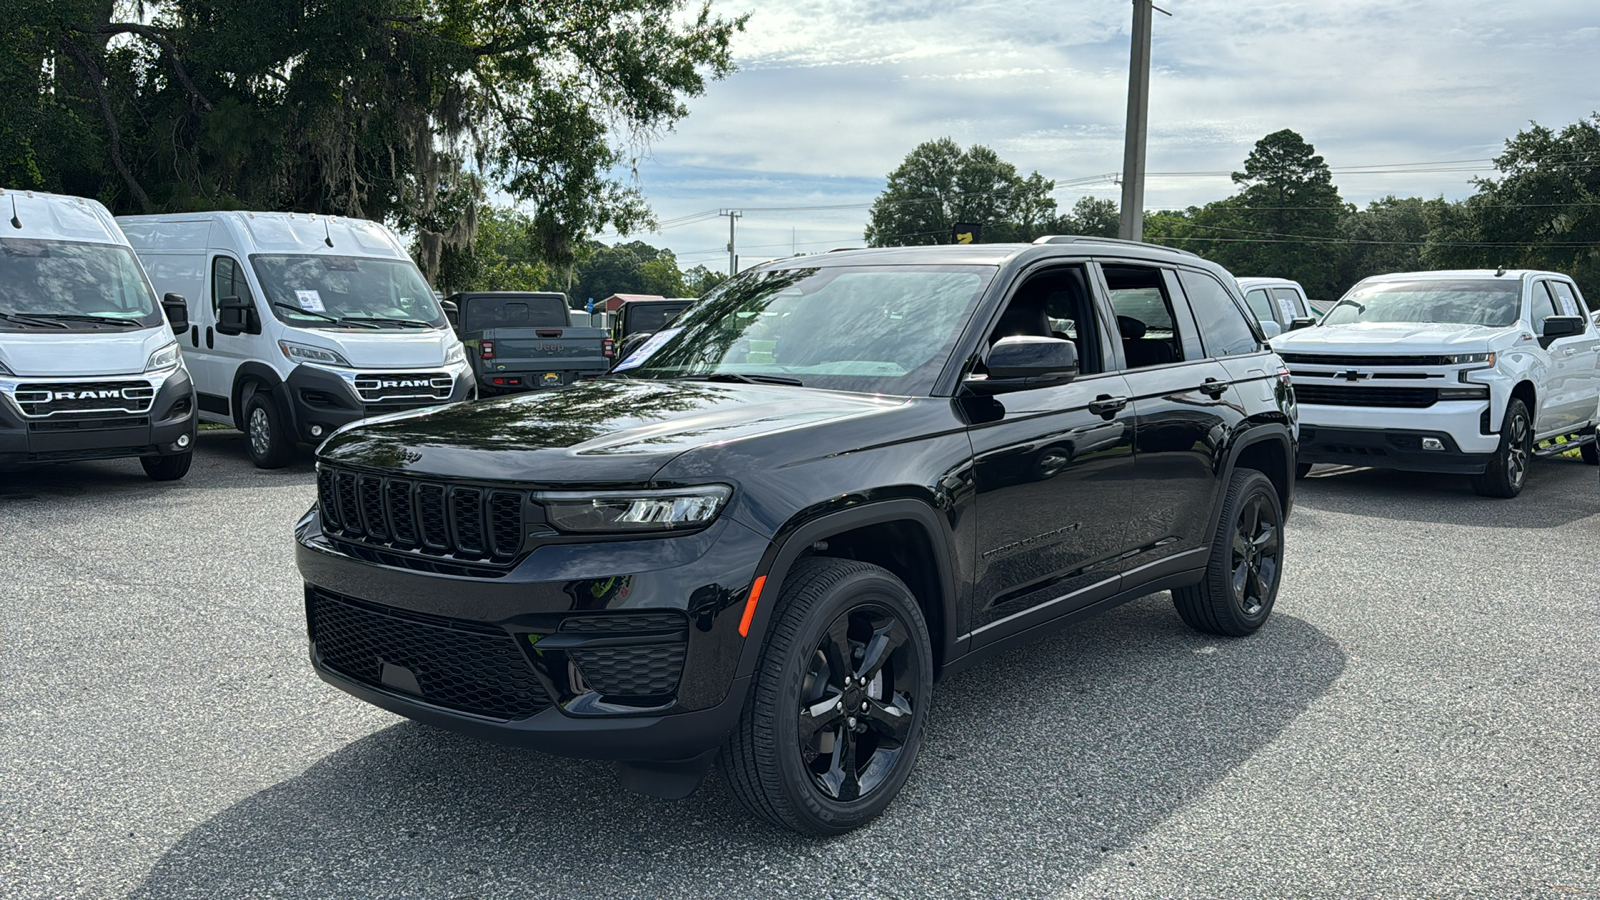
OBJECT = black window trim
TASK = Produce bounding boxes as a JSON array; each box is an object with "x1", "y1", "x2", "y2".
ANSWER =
[{"x1": 1174, "y1": 265, "x2": 1268, "y2": 357}]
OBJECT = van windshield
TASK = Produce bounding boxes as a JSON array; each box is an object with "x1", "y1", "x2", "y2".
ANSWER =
[
  {"x1": 250, "y1": 255, "x2": 447, "y2": 330},
  {"x1": 0, "y1": 239, "x2": 163, "y2": 331}
]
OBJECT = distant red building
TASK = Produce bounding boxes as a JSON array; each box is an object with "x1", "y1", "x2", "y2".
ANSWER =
[{"x1": 602, "y1": 293, "x2": 664, "y2": 313}]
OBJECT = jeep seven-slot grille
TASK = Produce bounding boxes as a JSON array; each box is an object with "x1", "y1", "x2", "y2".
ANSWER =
[
  {"x1": 317, "y1": 467, "x2": 526, "y2": 564},
  {"x1": 1294, "y1": 385, "x2": 1438, "y2": 408},
  {"x1": 307, "y1": 588, "x2": 550, "y2": 720}
]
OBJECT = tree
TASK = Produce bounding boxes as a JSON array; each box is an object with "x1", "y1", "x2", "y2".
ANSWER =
[
  {"x1": 570, "y1": 240, "x2": 683, "y2": 305},
  {"x1": 435, "y1": 205, "x2": 556, "y2": 294},
  {"x1": 1058, "y1": 196, "x2": 1119, "y2": 238},
  {"x1": 0, "y1": 0, "x2": 744, "y2": 280},
  {"x1": 1332, "y1": 196, "x2": 1439, "y2": 298},
  {"x1": 864, "y1": 139, "x2": 1058, "y2": 246},
  {"x1": 683, "y1": 265, "x2": 728, "y2": 296}
]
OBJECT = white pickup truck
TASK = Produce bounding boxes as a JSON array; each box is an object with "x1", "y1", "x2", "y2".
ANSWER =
[{"x1": 1272, "y1": 269, "x2": 1600, "y2": 497}]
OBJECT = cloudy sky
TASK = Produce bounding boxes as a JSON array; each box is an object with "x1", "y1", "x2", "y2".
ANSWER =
[{"x1": 601, "y1": 0, "x2": 1599, "y2": 275}]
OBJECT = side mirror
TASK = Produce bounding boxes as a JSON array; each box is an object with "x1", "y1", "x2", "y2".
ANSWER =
[
  {"x1": 161, "y1": 293, "x2": 189, "y2": 335},
  {"x1": 966, "y1": 336, "x2": 1079, "y2": 394},
  {"x1": 1288, "y1": 316, "x2": 1318, "y2": 331},
  {"x1": 1259, "y1": 320, "x2": 1283, "y2": 339},
  {"x1": 1542, "y1": 315, "x2": 1584, "y2": 342},
  {"x1": 216, "y1": 295, "x2": 258, "y2": 336},
  {"x1": 441, "y1": 299, "x2": 460, "y2": 333}
]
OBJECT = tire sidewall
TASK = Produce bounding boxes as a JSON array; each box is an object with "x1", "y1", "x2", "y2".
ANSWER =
[
  {"x1": 244, "y1": 390, "x2": 292, "y2": 468},
  {"x1": 1217, "y1": 470, "x2": 1283, "y2": 632}
]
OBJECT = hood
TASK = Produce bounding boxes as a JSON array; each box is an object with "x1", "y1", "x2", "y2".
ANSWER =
[
  {"x1": 0, "y1": 326, "x2": 174, "y2": 377},
  {"x1": 318, "y1": 379, "x2": 909, "y2": 484},
  {"x1": 1273, "y1": 321, "x2": 1514, "y2": 354},
  {"x1": 289, "y1": 327, "x2": 459, "y2": 369}
]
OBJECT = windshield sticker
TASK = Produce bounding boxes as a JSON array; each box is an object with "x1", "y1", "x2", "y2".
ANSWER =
[
  {"x1": 612, "y1": 327, "x2": 684, "y2": 372},
  {"x1": 295, "y1": 289, "x2": 326, "y2": 312},
  {"x1": 1557, "y1": 293, "x2": 1581, "y2": 317}
]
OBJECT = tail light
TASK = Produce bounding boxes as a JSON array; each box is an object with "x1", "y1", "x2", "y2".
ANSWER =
[
  {"x1": 602, "y1": 338, "x2": 615, "y2": 358},
  {"x1": 480, "y1": 340, "x2": 495, "y2": 360}
]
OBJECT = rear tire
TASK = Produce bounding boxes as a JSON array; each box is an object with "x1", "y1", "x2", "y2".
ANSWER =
[
  {"x1": 243, "y1": 389, "x2": 295, "y2": 469},
  {"x1": 141, "y1": 451, "x2": 192, "y2": 481},
  {"x1": 1471, "y1": 398, "x2": 1531, "y2": 498},
  {"x1": 1173, "y1": 468, "x2": 1283, "y2": 637},
  {"x1": 719, "y1": 557, "x2": 932, "y2": 836}
]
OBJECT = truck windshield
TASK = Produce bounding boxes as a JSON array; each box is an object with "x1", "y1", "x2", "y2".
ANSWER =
[
  {"x1": 0, "y1": 239, "x2": 162, "y2": 331},
  {"x1": 1323, "y1": 280, "x2": 1521, "y2": 327},
  {"x1": 618, "y1": 265, "x2": 994, "y2": 396},
  {"x1": 250, "y1": 255, "x2": 447, "y2": 330},
  {"x1": 462, "y1": 295, "x2": 568, "y2": 332}
]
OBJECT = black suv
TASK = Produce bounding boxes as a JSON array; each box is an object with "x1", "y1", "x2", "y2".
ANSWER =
[{"x1": 296, "y1": 237, "x2": 1297, "y2": 835}]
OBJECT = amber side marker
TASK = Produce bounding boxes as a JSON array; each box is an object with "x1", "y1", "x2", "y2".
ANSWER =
[{"x1": 737, "y1": 576, "x2": 767, "y2": 637}]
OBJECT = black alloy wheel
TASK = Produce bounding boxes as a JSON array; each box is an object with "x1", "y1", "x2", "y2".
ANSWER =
[
  {"x1": 1173, "y1": 468, "x2": 1283, "y2": 636},
  {"x1": 720, "y1": 557, "x2": 932, "y2": 835},
  {"x1": 1471, "y1": 398, "x2": 1531, "y2": 498}
]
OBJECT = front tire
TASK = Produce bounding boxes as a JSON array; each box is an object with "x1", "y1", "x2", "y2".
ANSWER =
[
  {"x1": 1173, "y1": 468, "x2": 1283, "y2": 637},
  {"x1": 141, "y1": 451, "x2": 192, "y2": 481},
  {"x1": 719, "y1": 558, "x2": 933, "y2": 836},
  {"x1": 243, "y1": 390, "x2": 295, "y2": 469},
  {"x1": 1471, "y1": 398, "x2": 1530, "y2": 498}
]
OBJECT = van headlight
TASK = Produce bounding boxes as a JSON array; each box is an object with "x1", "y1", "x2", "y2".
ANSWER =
[
  {"x1": 279, "y1": 340, "x2": 351, "y2": 367},
  {"x1": 144, "y1": 343, "x2": 181, "y2": 373},
  {"x1": 536, "y1": 486, "x2": 733, "y2": 533},
  {"x1": 444, "y1": 341, "x2": 466, "y2": 366}
]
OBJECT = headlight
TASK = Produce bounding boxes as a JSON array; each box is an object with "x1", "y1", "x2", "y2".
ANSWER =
[
  {"x1": 279, "y1": 340, "x2": 351, "y2": 367},
  {"x1": 144, "y1": 342, "x2": 181, "y2": 373},
  {"x1": 444, "y1": 341, "x2": 466, "y2": 366},
  {"x1": 1445, "y1": 352, "x2": 1494, "y2": 366},
  {"x1": 537, "y1": 485, "x2": 733, "y2": 533}
]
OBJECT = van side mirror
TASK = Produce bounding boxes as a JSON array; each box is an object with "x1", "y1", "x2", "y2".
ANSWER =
[
  {"x1": 1289, "y1": 316, "x2": 1317, "y2": 331},
  {"x1": 161, "y1": 293, "x2": 189, "y2": 335},
  {"x1": 216, "y1": 295, "x2": 259, "y2": 336},
  {"x1": 965, "y1": 336, "x2": 1079, "y2": 394},
  {"x1": 441, "y1": 299, "x2": 460, "y2": 333}
]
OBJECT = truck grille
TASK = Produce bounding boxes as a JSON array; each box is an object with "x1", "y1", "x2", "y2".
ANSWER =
[
  {"x1": 307, "y1": 589, "x2": 550, "y2": 720},
  {"x1": 353, "y1": 373, "x2": 452, "y2": 404},
  {"x1": 317, "y1": 466, "x2": 528, "y2": 564},
  {"x1": 1295, "y1": 385, "x2": 1438, "y2": 408},
  {"x1": 1280, "y1": 353, "x2": 1450, "y2": 367},
  {"x1": 10, "y1": 381, "x2": 154, "y2": 418}
]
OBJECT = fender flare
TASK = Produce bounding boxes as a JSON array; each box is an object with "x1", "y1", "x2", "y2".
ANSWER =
[
  {"x1": 733, "y1": 499, "x2": 963, "y2": 680},
  {"x1": 231, "y1": 363, "x2": 289, "y2": 431},
  {"x1": 1208, "y1": 421, "x2": 1295, "y2": 536}
]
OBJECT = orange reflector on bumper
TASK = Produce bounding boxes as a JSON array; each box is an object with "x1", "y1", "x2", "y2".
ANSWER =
[{"x1": 737, "y1": 576, "x2": 766, "y2": 637}]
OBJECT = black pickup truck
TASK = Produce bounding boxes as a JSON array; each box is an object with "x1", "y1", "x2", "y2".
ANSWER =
[
  {"x1": 443, "y1": 291, "x2": 613, "y2": 394},
  {"x1": 611, "y1": 296, "x2": 696, "y2": 361}
]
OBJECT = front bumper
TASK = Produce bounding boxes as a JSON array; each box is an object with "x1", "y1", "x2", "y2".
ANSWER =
[
  {"x1": 1299, "y1": 424, "x2": 1493, "y2": 474},
  {"x1": 0, "y1": 365, "x2": 197, "y2": 467},
  {"x1": 283, "y1": 361, "x2": 474, "y2": 443},
  {"x1": 294, "y1": 506, "x2": 770, "y2": 763}
]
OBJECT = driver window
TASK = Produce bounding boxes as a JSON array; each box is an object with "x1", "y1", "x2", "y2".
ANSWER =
[
  {"x1": 985, "y1": 266, "x2": 1102, "y2": 375},
  {"x1": 1531, "y1": 282, "x2": 1559, "y2": 335},
  {"x1": 211, "y1": 256, "x2": 252, "y2": 314},
  {"x1": 1244, "y1": 289, "x2": 1275, "y2": 323}
]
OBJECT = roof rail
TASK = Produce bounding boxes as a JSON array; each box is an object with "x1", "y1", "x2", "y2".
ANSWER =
[{"x1": 1031, "y1": 234, "x2": 1197, "y2": 257}]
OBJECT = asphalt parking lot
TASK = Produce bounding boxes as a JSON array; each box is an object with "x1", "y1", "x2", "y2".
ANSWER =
[{"x1": 2, "y1": 431, "x2": 1597, "y2": 899}]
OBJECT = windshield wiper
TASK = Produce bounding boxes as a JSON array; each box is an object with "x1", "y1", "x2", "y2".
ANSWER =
[
  {"x1": 336, "y1": 315, "x2": 422, "y2": 329},
  {"x1": 685, "y1": 372, "x2": 804, "y2": 387},
  {"x1": 0, "y1": 312, "x2": 70, "y2": 328},
  {"x1": 18, "y1": 313, "x2": 142, "y2": 327},
  {"x1": 272, "y1": 301, "x2": 340, "y2": 323}
]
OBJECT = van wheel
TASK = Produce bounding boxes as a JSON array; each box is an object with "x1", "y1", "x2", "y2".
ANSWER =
[
  {"x1": 1471, "y1": 398, "x2": 1530, "y2": 498},
  {"x1": 719, "y1": 558, "x2": 932, "y2": 836},
  {"x1": 141, "y1": 452, "x2": 192, "y2": 482},
  {"x1": 1173, "y1": 468, "x2": 1283, "y2": 636},
  {"x1": 244, "y1": 390, "x2": 294, "y2": 469}
]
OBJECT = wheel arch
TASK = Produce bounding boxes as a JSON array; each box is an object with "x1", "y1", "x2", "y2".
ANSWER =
[
  {"x1": 231, "y1": 363, "x2": 287, "y2": 431},
  {"x1": 1209, "y1": 422, "x2": 1294, "y2": 539}
]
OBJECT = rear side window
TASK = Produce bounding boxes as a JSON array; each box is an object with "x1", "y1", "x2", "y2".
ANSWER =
[
  {"x1": 1177, "y1": 270, "x2": 1260, "y2": 357},
  {"x1": 1102, "y1": 264, "x2": 1186, "y2": 369},
  {"x1": 211, "y1": 255, "x2": 252, "y2": 314},
  {"x1": 1271, "y1": 287, "x2": 1304, "y2": 320},
  {"x1": 1549, "y1": 281, "x2": 1585, "y2": 317}
]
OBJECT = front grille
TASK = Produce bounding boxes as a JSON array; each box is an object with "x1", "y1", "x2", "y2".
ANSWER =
[
  {"x1": 353, "y1": 372, "x2": 452, "y2": 404},
  {"x1": 568, "y1": 645, "x2": 687, "y2": 698},
  {"x1": 1281, "y1": 353, "x2": 1450, "y2": 367},
  {"x1": 318, "y1": 466, "x2": 527, "y2": 565},
  {"x1": 28, "y1": 416, "x2": 150, "y2": 432},
  {"x1": 1295, "y1": 385, "x2": 1438, "y2": 408},
  {"x1": 560, "y1": 612, "x2": 685, "y2": 634},
  {"x1": 307, "y1": 589, "x2": 550, "y2": 720},
  {"x1": 11, "y1": 381, "x2": 154, "y2": 418}
]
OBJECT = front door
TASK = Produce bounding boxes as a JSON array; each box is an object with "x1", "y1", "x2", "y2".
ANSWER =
[{"x1": 197, "y1": 253, "x2": 262, "y2": 423}]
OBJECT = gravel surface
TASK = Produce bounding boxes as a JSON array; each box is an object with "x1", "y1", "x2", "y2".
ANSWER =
[{"x1": 2, "y1": 432, "x2": 1597, "y2": 898}]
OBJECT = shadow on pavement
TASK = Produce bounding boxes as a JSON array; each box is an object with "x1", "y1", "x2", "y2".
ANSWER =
[
  {"x1": 0, "y1": 429, "x2": 315, "y2": 501},
  {"x1": 1296, "y1": 456, "x2": 1597, "y2": 529},
  {"x1": 132, "y1": 599, "x2": 1344, "y2": 899}
]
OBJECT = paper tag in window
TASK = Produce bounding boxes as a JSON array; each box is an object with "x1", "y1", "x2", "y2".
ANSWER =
[
  {"x1": 295, "y1": 290, "x2": 326, "y2": 312},
  {"x1": 1277, "y1": 297, "x2": 1298, "y2": 322},
  {"x1": 612, "y1": 327, "x2": 683, "y2": 372}
]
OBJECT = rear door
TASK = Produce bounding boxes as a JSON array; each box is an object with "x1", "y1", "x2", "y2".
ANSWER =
[
  {"x1": 1534, "y1": 279, "x2": 1598, "y2": 434},
  {"x1": 1548, "y1": 280, "x2": 1600, "y2": 428}
]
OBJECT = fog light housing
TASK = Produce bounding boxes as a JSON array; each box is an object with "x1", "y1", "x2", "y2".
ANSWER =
[
  {"x1": 310, "y1": 424, "x2": 325, "y2": 438},
  {"x1": 175, "y1": 433, "x2": 191, "y2": 449},
  {"x1": 1421, "y1": 437, "x2": 1445, "y2": 451}
]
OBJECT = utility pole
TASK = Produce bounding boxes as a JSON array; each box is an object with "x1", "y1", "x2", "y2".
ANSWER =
[
  {"x1": 721, "y1": 209, "x2": 743, "y2": 276},
  {"x1": 1118, "y1": 1, "x2": 1168, "y2": 242}
]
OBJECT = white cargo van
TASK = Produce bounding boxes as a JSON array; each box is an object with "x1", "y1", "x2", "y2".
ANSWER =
[
  {"x1": 0, "y1": 189, "x2": 197, "y2": 480},
  {"x1": 119, "y1": 212, "x2": 471, "y2": 468}
]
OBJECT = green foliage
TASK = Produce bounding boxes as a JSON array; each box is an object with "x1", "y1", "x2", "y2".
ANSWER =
[
  {"x1": 569, "y1": 240, "x2": 683, "y2": 306},
  {"x1": 864, "y1": 139, "x2": 1058, "y2": 246},
  {"x1": 0, "y1": 0, "x2": 744, "y2": 280},
  {"x1": 437, "y1": 205, "x2": 556, "y2": 294},
  {"x1": 684, "y1": 265, "x2": 728, "y2": 296},
  {"x1": 1059, "y1": 196, "x2": 1120, "y2": 238}
]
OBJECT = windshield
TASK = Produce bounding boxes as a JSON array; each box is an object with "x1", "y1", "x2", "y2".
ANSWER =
[
  {"x1": 1323, "y1": 280, "x2": 1521, "y2": 327},
  {"x1": 462, "y1": 295, "x2": 568, "y2": 332},
  {"x1": 617, "y1": 264, "x2": 995, "y2": 395},
  {"x1": 0, "y1": 239, "x2": 162, "y2": 331},
  {"x1": 250, "y1": 255, "x2": 447, "y2": 330}
]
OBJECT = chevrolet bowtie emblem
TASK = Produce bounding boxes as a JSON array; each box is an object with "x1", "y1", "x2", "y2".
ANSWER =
[{"x1": 1339, "y1": 370, "x2": 1370, "y2": 382}]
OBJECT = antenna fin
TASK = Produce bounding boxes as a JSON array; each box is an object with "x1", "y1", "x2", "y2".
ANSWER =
[
  {"x1": 323, "y1": 217, "x2": 334, "y2": 248},
  {"x1": 8, "y1": 195, "x2": 20, "y2": 229}
]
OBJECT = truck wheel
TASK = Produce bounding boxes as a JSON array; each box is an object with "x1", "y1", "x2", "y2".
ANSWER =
[
  {"x1": 1173, "y1": 468, "x2": 1282, "y2": 637},
  {"x1": 1471, "y1": 398, "x2": 1531, "y2": 498},
  {"x1": 244, "y1": 390, "x2": 295, "y2": 469},
  {"x1": 719, "y1": 557, "x2": 932, "y2": 836},
  {"x1": 141, "y1": 451, "x2": 192, "y2": 482},
  {"x1": 1295, "y1": 462, "x2": 1312, "y2": 479}
]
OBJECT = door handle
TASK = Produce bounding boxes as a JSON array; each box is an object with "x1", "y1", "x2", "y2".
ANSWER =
[
  {"x1": 1563, "y1": 346, "x2": 1577, "y2": 356},
  {"x1": 1088, "y1": 395, "x2": 1128, "y2": 418},
  {"x1": 1200, "y1": 377, "x2": 1229, "y2": 398},
  {"x1": 190, "y1": 325, "x2": 199, "y2": 348},
  {"x1": 205, "y1": 326, "x2": 214, "y2": 350}
]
